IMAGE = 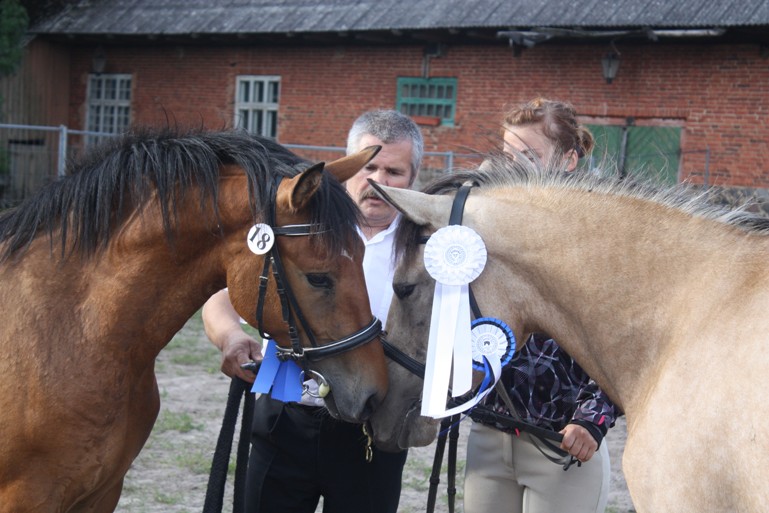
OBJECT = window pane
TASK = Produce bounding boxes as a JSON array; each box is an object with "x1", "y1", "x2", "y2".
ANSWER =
[
  {"x1": 105, "y1": 105, "x2": 116, "y2": 130},
  {"x1": 105, "y1": 79, "x2": 116, "y2": 100},
  {"x1": 119, "y1": 79, "x2": 131, "y2": 100},
  {"x1": 267, "y1": 111, "x2": 277, "y2": 138},
  {"x1": 89, "y1": 105, "x2": 101, "y2": 131},
  {"x1": 118, "y1": 106, "x2": 130, "y2": 131},
  {"x1": 239, "y1": 81, "x2": 250, "y2": 103},
  {"x1": 91, "y1": 78, "x2": 102, "y2": 100},
  {"x1": 255, "y1": 110, "x2": 263, "y2": 134},
  {"x1": 269, "y1": 81, "x2": 279, "y2": 103},
  {"x1": 256, "y1": 82, "x2": 264, "y2": 103}
]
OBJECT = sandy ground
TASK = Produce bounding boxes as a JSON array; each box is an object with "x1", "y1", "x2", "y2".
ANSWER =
[{"x1": 115, "y1": 313, "x2": 635, "y2": 513}]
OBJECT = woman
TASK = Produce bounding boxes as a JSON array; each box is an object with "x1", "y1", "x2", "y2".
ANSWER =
[{"x1": 463, "y1": 98, "x2": 621, "y2": 513}]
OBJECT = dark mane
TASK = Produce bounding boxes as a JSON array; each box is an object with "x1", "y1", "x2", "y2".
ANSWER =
[
  {"x1": 396, "y1": 153, "x2": 769, "y2": 264},
  {"x1": 0, "y1": 128, "x2": 360, "y2": 262}
]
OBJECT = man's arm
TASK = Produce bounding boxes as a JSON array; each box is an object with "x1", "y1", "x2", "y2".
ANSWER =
[{"x1": 202, "y1": 289, "x2": 262, "y2": 383}]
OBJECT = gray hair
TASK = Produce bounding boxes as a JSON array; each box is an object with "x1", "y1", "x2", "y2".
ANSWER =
[{"x1": 346, "y1": 110, "x2": 424, "y2": 176}]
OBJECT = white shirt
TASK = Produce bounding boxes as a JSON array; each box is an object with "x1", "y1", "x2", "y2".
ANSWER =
[{"x1": 358, "y1": 215, "x2": 400, "y2": 327}]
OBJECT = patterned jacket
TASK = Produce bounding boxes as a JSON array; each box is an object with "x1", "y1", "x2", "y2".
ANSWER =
[{"x1": 483, "y1": 333, "x2": 621, "y2": 444}]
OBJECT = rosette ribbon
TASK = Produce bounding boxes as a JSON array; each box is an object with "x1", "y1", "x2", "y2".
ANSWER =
[
  {"x1": 251, "y1": 339, "x2": 303, "y2": 402},
  {"x1": 422, "y1": 225, "x2": 487, "y2": 418}
]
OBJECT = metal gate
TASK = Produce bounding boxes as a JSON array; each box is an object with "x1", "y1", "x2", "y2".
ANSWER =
[{"x1": 0, "y1": 123, "x2": 114, "y2": 208}]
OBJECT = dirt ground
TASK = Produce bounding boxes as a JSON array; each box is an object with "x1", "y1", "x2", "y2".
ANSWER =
[{"x1": 115, "y1": 313, "x2": 635, "y2": 513}]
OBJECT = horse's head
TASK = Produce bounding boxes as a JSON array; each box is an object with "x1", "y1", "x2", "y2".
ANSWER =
[
  {"x1": 370, "y1": 238, "x2": 440, "y2": 450},
  {"x1": 364, "y1": 185, "x2": 455, "y2": 450},
  {"x1": 367, "y1": 180, "x2": 527, "y2": 450},
  {"x1": 219, "y1": 146, "x2": 388, "y2": 423}
]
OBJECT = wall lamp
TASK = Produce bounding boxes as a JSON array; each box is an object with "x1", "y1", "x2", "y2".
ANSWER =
[
  {"x1": 92, "y1": 46, "x2": 107, "y2": 74},
  {"x1": 601, "y1": 41, "x2": 621, "y2": 84}
]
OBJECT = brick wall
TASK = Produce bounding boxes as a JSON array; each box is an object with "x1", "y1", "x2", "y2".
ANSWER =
[{"x1": 63, "y1": 38, "x2": 769, "y2": 189}]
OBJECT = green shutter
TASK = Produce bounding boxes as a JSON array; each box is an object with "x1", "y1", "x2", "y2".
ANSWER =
[
  {"x1": 586, "y1": 124, "x2": 681, "y2": 185},
  {"x1": 625, "y1": 126, "x2": 681, "y2": 185}
]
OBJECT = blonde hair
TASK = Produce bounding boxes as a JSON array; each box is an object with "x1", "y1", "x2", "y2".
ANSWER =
[{"x1": 503, "y1": 97, "x2": 594, "y2": 158}]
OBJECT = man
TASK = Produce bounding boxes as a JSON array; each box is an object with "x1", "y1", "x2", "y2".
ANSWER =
[{"x1": 202, "y1": 109, "x2": 424, "y2": 513}]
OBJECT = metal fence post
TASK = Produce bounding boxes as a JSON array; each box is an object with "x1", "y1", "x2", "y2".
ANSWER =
[{"x1": 58, "y1": 125, "x2": 68, "y2": 177}]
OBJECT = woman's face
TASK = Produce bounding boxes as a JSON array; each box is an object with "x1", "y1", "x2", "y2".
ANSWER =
[{"x1": 503, "y1": 123, "x2": 578, "y2": 171}]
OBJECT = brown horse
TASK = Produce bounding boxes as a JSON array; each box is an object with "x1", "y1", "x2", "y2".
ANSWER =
[
  {"x1": 369, "y1": 156, "x2": 769, "y2": 513},
  {"x1": 0, "y1": 129, "x2": 387, "y2": 513}
]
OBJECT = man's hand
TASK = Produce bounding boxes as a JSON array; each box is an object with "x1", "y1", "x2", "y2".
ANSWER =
[{"x1": 220, "y1": 332, "x2": 262, "y2": 383}]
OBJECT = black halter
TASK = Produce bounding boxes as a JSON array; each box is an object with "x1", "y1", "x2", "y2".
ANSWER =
[
  {"x1": 381, "y1": 182, "x2": 577, "y2": 513},
  {"x1": 254, "y1": 176, "x2": 382, "y2": 365}
]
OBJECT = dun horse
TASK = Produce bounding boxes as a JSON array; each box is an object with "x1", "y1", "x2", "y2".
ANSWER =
[
  {"x1": 369, "y1": 157, "x2": 769, "y2": 513},
  {"x1": 0, "y1": 129, "x2": 387, "y2": 512}
]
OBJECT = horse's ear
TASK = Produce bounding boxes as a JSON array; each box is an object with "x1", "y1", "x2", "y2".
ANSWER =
[
  {"x1": 368, "y1": 180, "x2": 452, "y2": 229},
  {"x1": 324, "y1": 145, "x2": 381, "y2": 183},
  {"x1": 282, "y1": 163, "x2": 324, "y2": 212}
]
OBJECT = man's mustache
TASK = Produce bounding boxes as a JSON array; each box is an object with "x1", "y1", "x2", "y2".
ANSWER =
[{"x1": 359, "y1": 188, "x2": 381, "y2": 201}]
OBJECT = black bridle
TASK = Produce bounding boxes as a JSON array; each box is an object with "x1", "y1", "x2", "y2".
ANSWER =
[
  {"x1": 254, "y1": 176, "x2": 382, "y2": 365},
  {"x1": 381, "y1": 182, "x2": 577, "y2": 513}
]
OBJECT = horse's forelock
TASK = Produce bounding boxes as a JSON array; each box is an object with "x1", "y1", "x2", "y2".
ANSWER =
[{"x1": 306, "y1": 171, "x2": 361, "y2": 255}]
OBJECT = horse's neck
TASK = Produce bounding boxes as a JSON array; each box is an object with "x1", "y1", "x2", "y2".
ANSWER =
[
  {"x1": 472, "y1": 188, "x2": 768, "y2": 416},
  {"x1": 81, "y1": 230, "x2": 228, "y2": 365}
]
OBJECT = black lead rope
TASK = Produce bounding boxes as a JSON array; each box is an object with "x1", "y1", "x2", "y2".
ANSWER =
[
  {"x1": 203, "y1": 377, "x2": 254, "y2": 513},
  {"x1": 447, "y1": 417, "x2": 460, "y2": 513},
  {"x1": 426, "y1": 416, "x2": 453, "y2": 513}
]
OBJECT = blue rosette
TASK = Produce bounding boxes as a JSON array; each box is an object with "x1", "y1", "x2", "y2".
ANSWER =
[{"x1": 470, "y1": 317, "x2": 515, "y2": 372}]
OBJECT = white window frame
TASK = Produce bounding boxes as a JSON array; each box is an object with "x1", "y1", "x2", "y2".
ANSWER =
[
  {"x1": 86, "y1": 74, "x2": 132, "y2": 144},
  {"x1": 234, "y1": 75, "x2": 280, "y2": 138}
]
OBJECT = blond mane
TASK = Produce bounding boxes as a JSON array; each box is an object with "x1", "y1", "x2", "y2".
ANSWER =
[{"x1": 442, "y1": 154, "x2": 769, "y2": 234}]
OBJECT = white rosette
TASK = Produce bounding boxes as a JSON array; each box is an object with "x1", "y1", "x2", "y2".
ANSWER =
[{"x1": 421, "y1": 225, "x2": 487, "y2": 418}]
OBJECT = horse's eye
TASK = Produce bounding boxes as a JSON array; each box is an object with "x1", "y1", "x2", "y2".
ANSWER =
[
  {"x1": 393, "y1": 283, "x2": 416, "y2": 299},
  {"x1": 306, "y1": 273, "x2": 333, "y2": 289}
]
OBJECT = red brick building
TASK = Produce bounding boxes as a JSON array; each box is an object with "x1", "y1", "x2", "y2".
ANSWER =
[{"x1": 4, "y1": 0, "x2": 769, "y2": 204}]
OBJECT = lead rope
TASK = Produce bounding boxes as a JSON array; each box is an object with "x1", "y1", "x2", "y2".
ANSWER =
[
  {"x1": 426, "y1": 416, "x2": 453, "y2": 513},
  {"x1": 447, "y1": 416, "x2": 460, "y2": 513},
  {"x1": 203, "y1": 377, "x2": 254, "y2": 513}
]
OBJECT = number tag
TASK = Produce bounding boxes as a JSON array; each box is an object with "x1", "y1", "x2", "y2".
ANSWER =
[{"x1": 247, "y1": 224, "x2": 275, "y2": 255}]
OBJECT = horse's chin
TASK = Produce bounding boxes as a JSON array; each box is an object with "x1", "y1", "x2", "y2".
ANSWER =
[{"x1": 372, "y1": 400, "x2": 440, "y2": 452}]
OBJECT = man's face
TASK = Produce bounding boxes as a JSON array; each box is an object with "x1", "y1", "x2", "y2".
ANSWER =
[{"x1": 346, "y1": 134, "x2": 414, "y2": 228}]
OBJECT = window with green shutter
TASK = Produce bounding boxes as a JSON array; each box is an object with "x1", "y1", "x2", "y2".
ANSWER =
[{"x1": 396, "y1": 77, "x2": 457, "y2": 126}]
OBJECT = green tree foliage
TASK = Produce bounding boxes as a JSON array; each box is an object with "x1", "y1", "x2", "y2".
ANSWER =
[{"x1": 0, "y1": 0, "x2": 29, "y2": 77}]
